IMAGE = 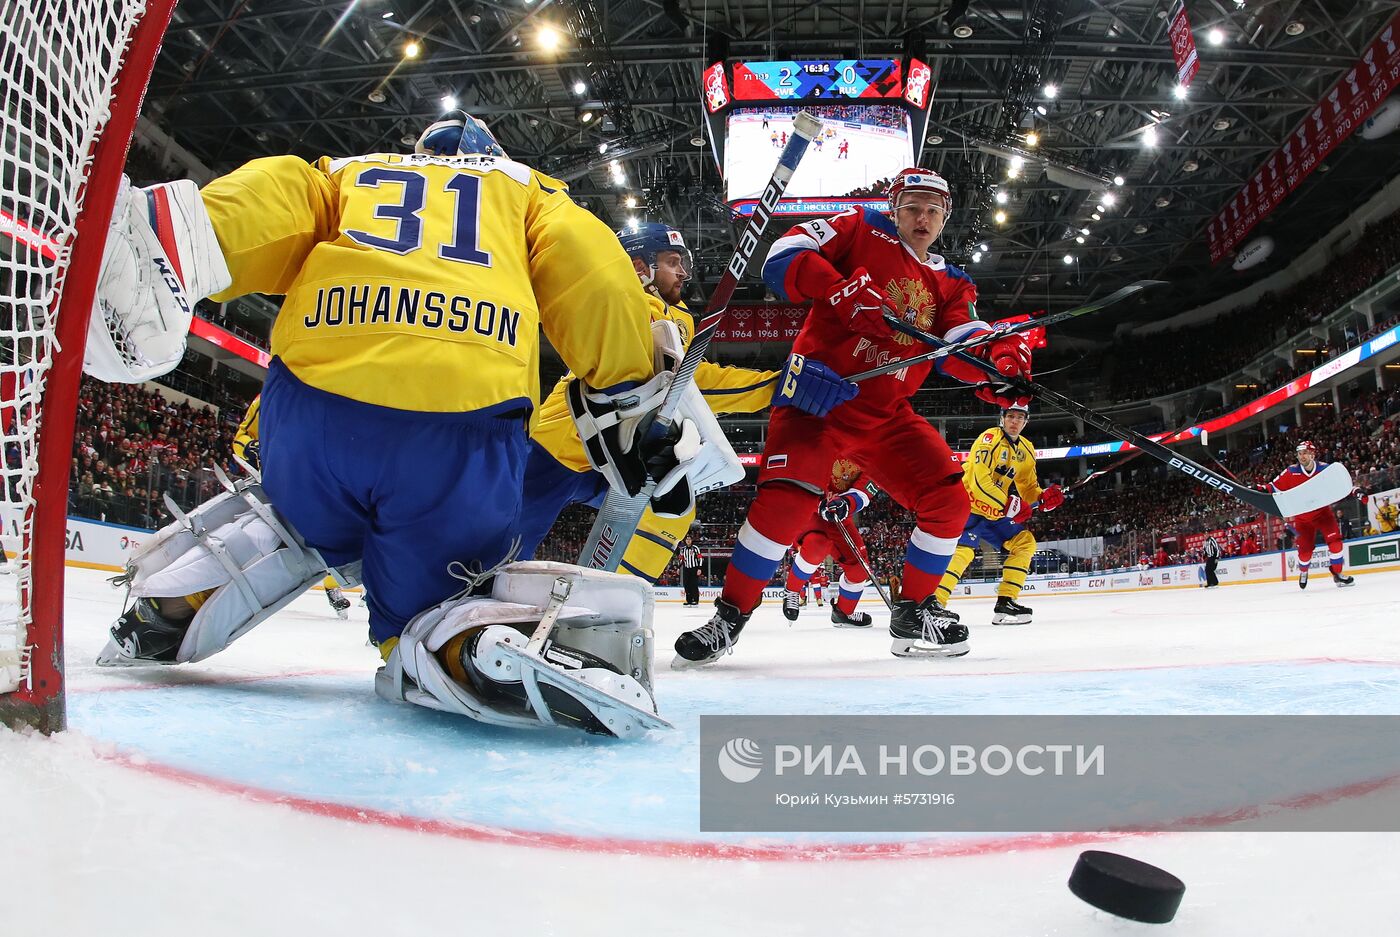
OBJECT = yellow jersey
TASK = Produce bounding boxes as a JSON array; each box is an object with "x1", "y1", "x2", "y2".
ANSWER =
[
  {"x1": 962, "y1": 427, "x2": 1045, "y2": 521},
  {"x1": 532, "y1": 295, "x2": 779, "y2": 472},
  {"x1": 232, "y1": 395, "x2": 260, "y2": 462},
  {"x1": 200, "y1": 152, "x2": 653, "y2": 414}
]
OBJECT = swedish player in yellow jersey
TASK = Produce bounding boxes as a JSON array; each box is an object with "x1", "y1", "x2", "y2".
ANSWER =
[
  {"x1": 104, "y1": 111, "x2": 673, "y2": 659},
  {"x1": 519, "y1": 222, "x2": 857, "y2": 581},
  {"x1": 933, "y1": 404, "x2": 1064, "y2": 625}
]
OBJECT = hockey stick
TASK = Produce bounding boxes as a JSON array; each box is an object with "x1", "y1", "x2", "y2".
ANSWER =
[
  {"x1": 847, "y1": 279, "x2": 1166, "y2": 383},
  {"x1": 834, "y1": 517, "x2": 895, "y2": 612},
  {"x1": 578, "y1": 111, "x2": 824, "y2": 570},
  {"x1": 881, "y1": 317, "x2": 1354, "y2": 518}
]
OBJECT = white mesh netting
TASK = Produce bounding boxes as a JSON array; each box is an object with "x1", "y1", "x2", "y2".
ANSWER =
[{"x1": 1, "y1": 0, "x2": 148, "y2": 693}]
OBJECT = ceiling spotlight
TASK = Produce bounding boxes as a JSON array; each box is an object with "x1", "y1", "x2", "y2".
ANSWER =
[
  {"x1": 381, "y1": 10, "x2": 395, "y2": 19},
  {"x1": 573, "y1": 80, "x2": 587, "y2": 94},
  {"x1": 1110, "y1": 251, "x2": 1124, "y2": 262},
  {"x1": 469, "y1": 13, "x2": 482, "y2": 24},
  {"x1": 1007, "y1": 165, "x2": 1020, "y2": 180},
  {"x1": 628, "y1": 216, "x2": 640, "y2": 230},
  {"x1": 1080, "y1": 227, "x2": 1090, "y2": 235},
  {"x1": 1213, "y1": 117, "x2": 1233, "y2": 131},
  {"x1": 1133, "y1": 223, "x2": 1148, "y2": 234},
  {"x1": 609, "y1": 159, "x2": 620, "y2": 171},
  {"x1": 928, "y1": 134, "x2": 944, "y2": 145},
  {"x1": 690, "y1": 134, "x2": 706, "y2": 147},
  {"x1": 1010, "y1": 155, "x2": 1025, "y2": 170},
  {"x1": 1143, "y1": 125, "x2": 1159, "y2": 147},
  {"x1": 953, "y1": 24, "x2": 974, "y2": 38},
  {"x1": 403, "y1": 40, "x2": 421, "y2": 58},
  {"x1": 1025, "y1": 131, "x2": 1040, "y2": 147},
  {"x1": 1035, "y1": 105, "x2": 1048, "y2": 116},
  {"x1": 598, "y1": 142, "x2": 609, "y2": 154},
  {"x1": 1090, "y1": 212, "x2": 1101, "y2": 221},
  {"x1": 580, "y1": 110, "x2": 594, "y2": 123},
  {"x1": 400, "y1": 133, "x2": 416, "y2": 146},
  {"x1": 1154, "y1": 196, "x2": 1172, "y2": 208},
  {"x1": 1101, "y1": 192, "x2": 1116, "y2": 207},
  {"x1": 1183, "y1": 159, "x2": 1199, "y2": 172},
  {"x1": 1113, "y1": 175, "x2": 1126, "y2": 186},
  {"x1": 1173, "y1": 84, "x2": 1189, "y2": 100},
  {"x1": 1063, "y1": 254, "x2": 1074, "y2": 265},
  {"x1": 1096, "y1": 203, "x2": 1107, "y2": 213},
  {"x1": 537, "y1": 25, "x2": 562, "y2": 51},
  {"x1": 529, "y1": 117, "x2": 540, "y2": 127},
  {"x1": 1285, "y1": 20, "x2": 1305, "y2": 36},
  {"x1": 972, "y1": 251, "x2": 983, "y2": 263},
  {"x1": 367, "y1": 88, "x2": 387, "y2": 104},
  {"x1": 1207, "y1": 27, "x2": 1225, "y2": 45},
  {"x1": 994, "y1": 210, "x2": 1008, "y2": 224},
  {"x1": 995, "y1": 190, "x2": 1009, "y2": 204},
  {"x1": 979, "y1": 243, "x2": 989, "y2": 252},
  {"x1": 1043, "y1": 83, "x2": 1058, "y2": 99},
  {"x1": 624, "y1": 195, "x2": 638, "y2": 208},
  {"x1": 1076, "y1": 236, "x2": 1086, "y2": 244},
  {"x1": 441, "y1": 94, "x2": 458, "y2": 111}
]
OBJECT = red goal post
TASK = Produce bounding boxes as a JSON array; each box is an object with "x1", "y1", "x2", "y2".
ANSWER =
[{"x1": 0, "y1": 0, "x2": 178, "y2": 732}]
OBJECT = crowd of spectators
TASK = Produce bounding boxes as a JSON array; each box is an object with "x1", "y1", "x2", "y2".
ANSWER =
[
  {"x1": 1102, "y1": 210, "x2": 1400, "y2": 402},
  {"x1": 64, "y1": 377, "x2": 254, "y2": 528}
]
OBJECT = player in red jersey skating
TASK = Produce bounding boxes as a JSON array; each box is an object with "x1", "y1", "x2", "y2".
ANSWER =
[
  {"x1": 781, "y1": 459, "x2": 878, "y2": 628},
  {"x1": 1269, "y1": 440, "x2": 1367, "y2": 588},
  {"x1": 673, "y1": 168, "x2": 1035, "y2": 667}
]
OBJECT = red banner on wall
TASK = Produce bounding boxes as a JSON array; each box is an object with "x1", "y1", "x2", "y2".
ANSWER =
[
  {"x1": 1208, "y1": 10, "x2": 1400, "y2": 263},
  {"x1": 1167, "y1": 1, "x2": 1199, "y2": 87},
  {"x1": 712, "y1": 303, "x2": 809, "y2": 342}
]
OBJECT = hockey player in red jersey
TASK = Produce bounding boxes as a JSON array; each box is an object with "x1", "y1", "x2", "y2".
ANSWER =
[
  {"x1": 1270, "y1": 440, "x2": 1363, "y2": 588},
  {"x1": 673, "y1": 168, "x2": 1035, "y2": 667},
  {"x1": 781, "y1": 459, "x2": 877, "y2": 628}
]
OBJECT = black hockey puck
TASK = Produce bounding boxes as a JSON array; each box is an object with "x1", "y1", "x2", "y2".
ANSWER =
[{"x1": 1068, "y1": 850, "x2": 1185, "y2": 924}]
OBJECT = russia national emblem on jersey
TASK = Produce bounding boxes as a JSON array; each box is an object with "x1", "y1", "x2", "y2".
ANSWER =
[{"x1": 887, "y1": 277, "x2": 936, "y2": 346}]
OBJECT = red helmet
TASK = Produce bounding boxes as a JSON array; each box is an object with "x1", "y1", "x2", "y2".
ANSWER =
[
  {"x1": 887, "y1": 167, "x2": 952, "y2": 215},
  {"x1": 1296, "y1": 440, "x2": 1317, "y2": 455}
]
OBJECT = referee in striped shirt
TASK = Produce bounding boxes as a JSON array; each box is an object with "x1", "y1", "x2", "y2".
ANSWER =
[{"x1": 678, "y1": 535, "x2": 703, "y2": 606}]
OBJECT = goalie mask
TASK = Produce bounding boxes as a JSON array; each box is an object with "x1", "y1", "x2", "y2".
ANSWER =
[{"x1": 415, "y1": 109, "x2": 507, "y2": 158}]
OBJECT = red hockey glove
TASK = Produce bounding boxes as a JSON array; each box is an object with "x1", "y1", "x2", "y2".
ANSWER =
[
  {"x1": 1039, "y1": 484, "x2": 1065, "y2": 513},
  {"x1": 985, "y1": 331, "x2": 1034, "y2": 380},
  {"x1": 1006, "y1": 494, "x2": 1034, "y2": 524},
  {"x1": 825, "y1": 268, "x2": 894, "y2": 339},
  {"x1": 974, "y1": 381, "x2": 1033, "y2": 409}
]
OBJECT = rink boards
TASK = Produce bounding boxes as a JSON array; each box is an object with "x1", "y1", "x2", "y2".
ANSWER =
[{"x1": 12, "y1": 509, "x2": 1400, "y2": 601}]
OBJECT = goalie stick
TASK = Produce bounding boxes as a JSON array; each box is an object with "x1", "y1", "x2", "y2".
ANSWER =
[
  {"x1": 578, "y1": 110, "x2": 824, "y2": 571},
  {"x1": 882, "y1": 315, "x2": 1354, "y2": 518},
  {"x1": 846, "y1": 279, "x2": 1166, "y2": 383}
]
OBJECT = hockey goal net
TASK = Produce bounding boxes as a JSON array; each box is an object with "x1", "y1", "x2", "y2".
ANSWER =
[{"x1": 0, "y1": 0, "x2": 176, "y2": 732}]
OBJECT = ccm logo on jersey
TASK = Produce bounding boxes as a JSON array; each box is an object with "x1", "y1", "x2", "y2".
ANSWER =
[{"x1": 1168, "y1": 457, "x2": 1234, "y2": 494}]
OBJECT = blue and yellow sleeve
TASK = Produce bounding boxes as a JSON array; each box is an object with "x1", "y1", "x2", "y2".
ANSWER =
[{"x1": 1014, "y1": 438, "x2": 1045, "y2": 505}]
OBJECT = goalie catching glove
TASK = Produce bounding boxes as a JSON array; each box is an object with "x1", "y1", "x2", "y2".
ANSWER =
[{"x1": 84, "y1": 175, "x2": 231, "y2": 383}]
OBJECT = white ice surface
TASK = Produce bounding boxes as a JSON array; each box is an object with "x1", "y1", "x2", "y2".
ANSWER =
[{"x1": 4, "y1": 566, "x2": 1400, "y2": 936}]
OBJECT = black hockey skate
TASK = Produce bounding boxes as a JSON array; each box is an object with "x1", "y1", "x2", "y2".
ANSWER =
[
  {"x1": 889, "y1": 596, "x2": 969, "y2": 658},
  {"x1": 992, "y1": 596, "x2": 1033, "y2": 626},
  {"x1": 1299, "y1": 568, "x2": 1309, "y2": 590},
  {"x1": 1332, "y1": 571, "x2": 1355, "y2": 587},
  {"x1": 781, "y1": 589, "x2": 802, "y2": 622},
  {"x1": 327, "y1": 587, "x2": 352, "y2": 619},
  {"x1": 97, "y1": 598, "x2": 191, "y2": 666},
  {"x1": 672, "y1": 598, "x2": 750, "y2": 669},
  {"x1": 830, "y1": 606, "x2": 872, "y2": 628}
]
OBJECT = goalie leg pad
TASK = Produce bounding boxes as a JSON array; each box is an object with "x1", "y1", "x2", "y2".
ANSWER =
[
  {"x1": 85, "y1": 176, "x2": 232, "y2": 383},
  {"x1": 99, "y1": 470, "x2": 357, "y2": 666},
  {"x1": 375, "y1": 561, "x2": 669, "y2": 736}
]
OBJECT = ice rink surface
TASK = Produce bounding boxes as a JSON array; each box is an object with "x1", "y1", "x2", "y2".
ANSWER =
[{"x1": 5, "y1": 565, "x2": 1400, "y2": 936}]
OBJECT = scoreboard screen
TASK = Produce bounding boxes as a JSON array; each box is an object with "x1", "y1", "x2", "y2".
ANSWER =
[
  {"x1": 732, "y1": 60, "x2": 902, "y2": 100},
  {"x1": 702, "y1": 56, "x2": 936, "y2": 216}
]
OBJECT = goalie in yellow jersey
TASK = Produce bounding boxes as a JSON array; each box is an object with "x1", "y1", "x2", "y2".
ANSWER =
[
  {"x1": 933, "y1": 404, "x2": 1064, "y2": 625},
  {"x1": 93, "y1": 111, "x2": 703, "y2": 735},
  {"x1": 517, "y1": 222, "x2": 856, "y2": 581}
]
